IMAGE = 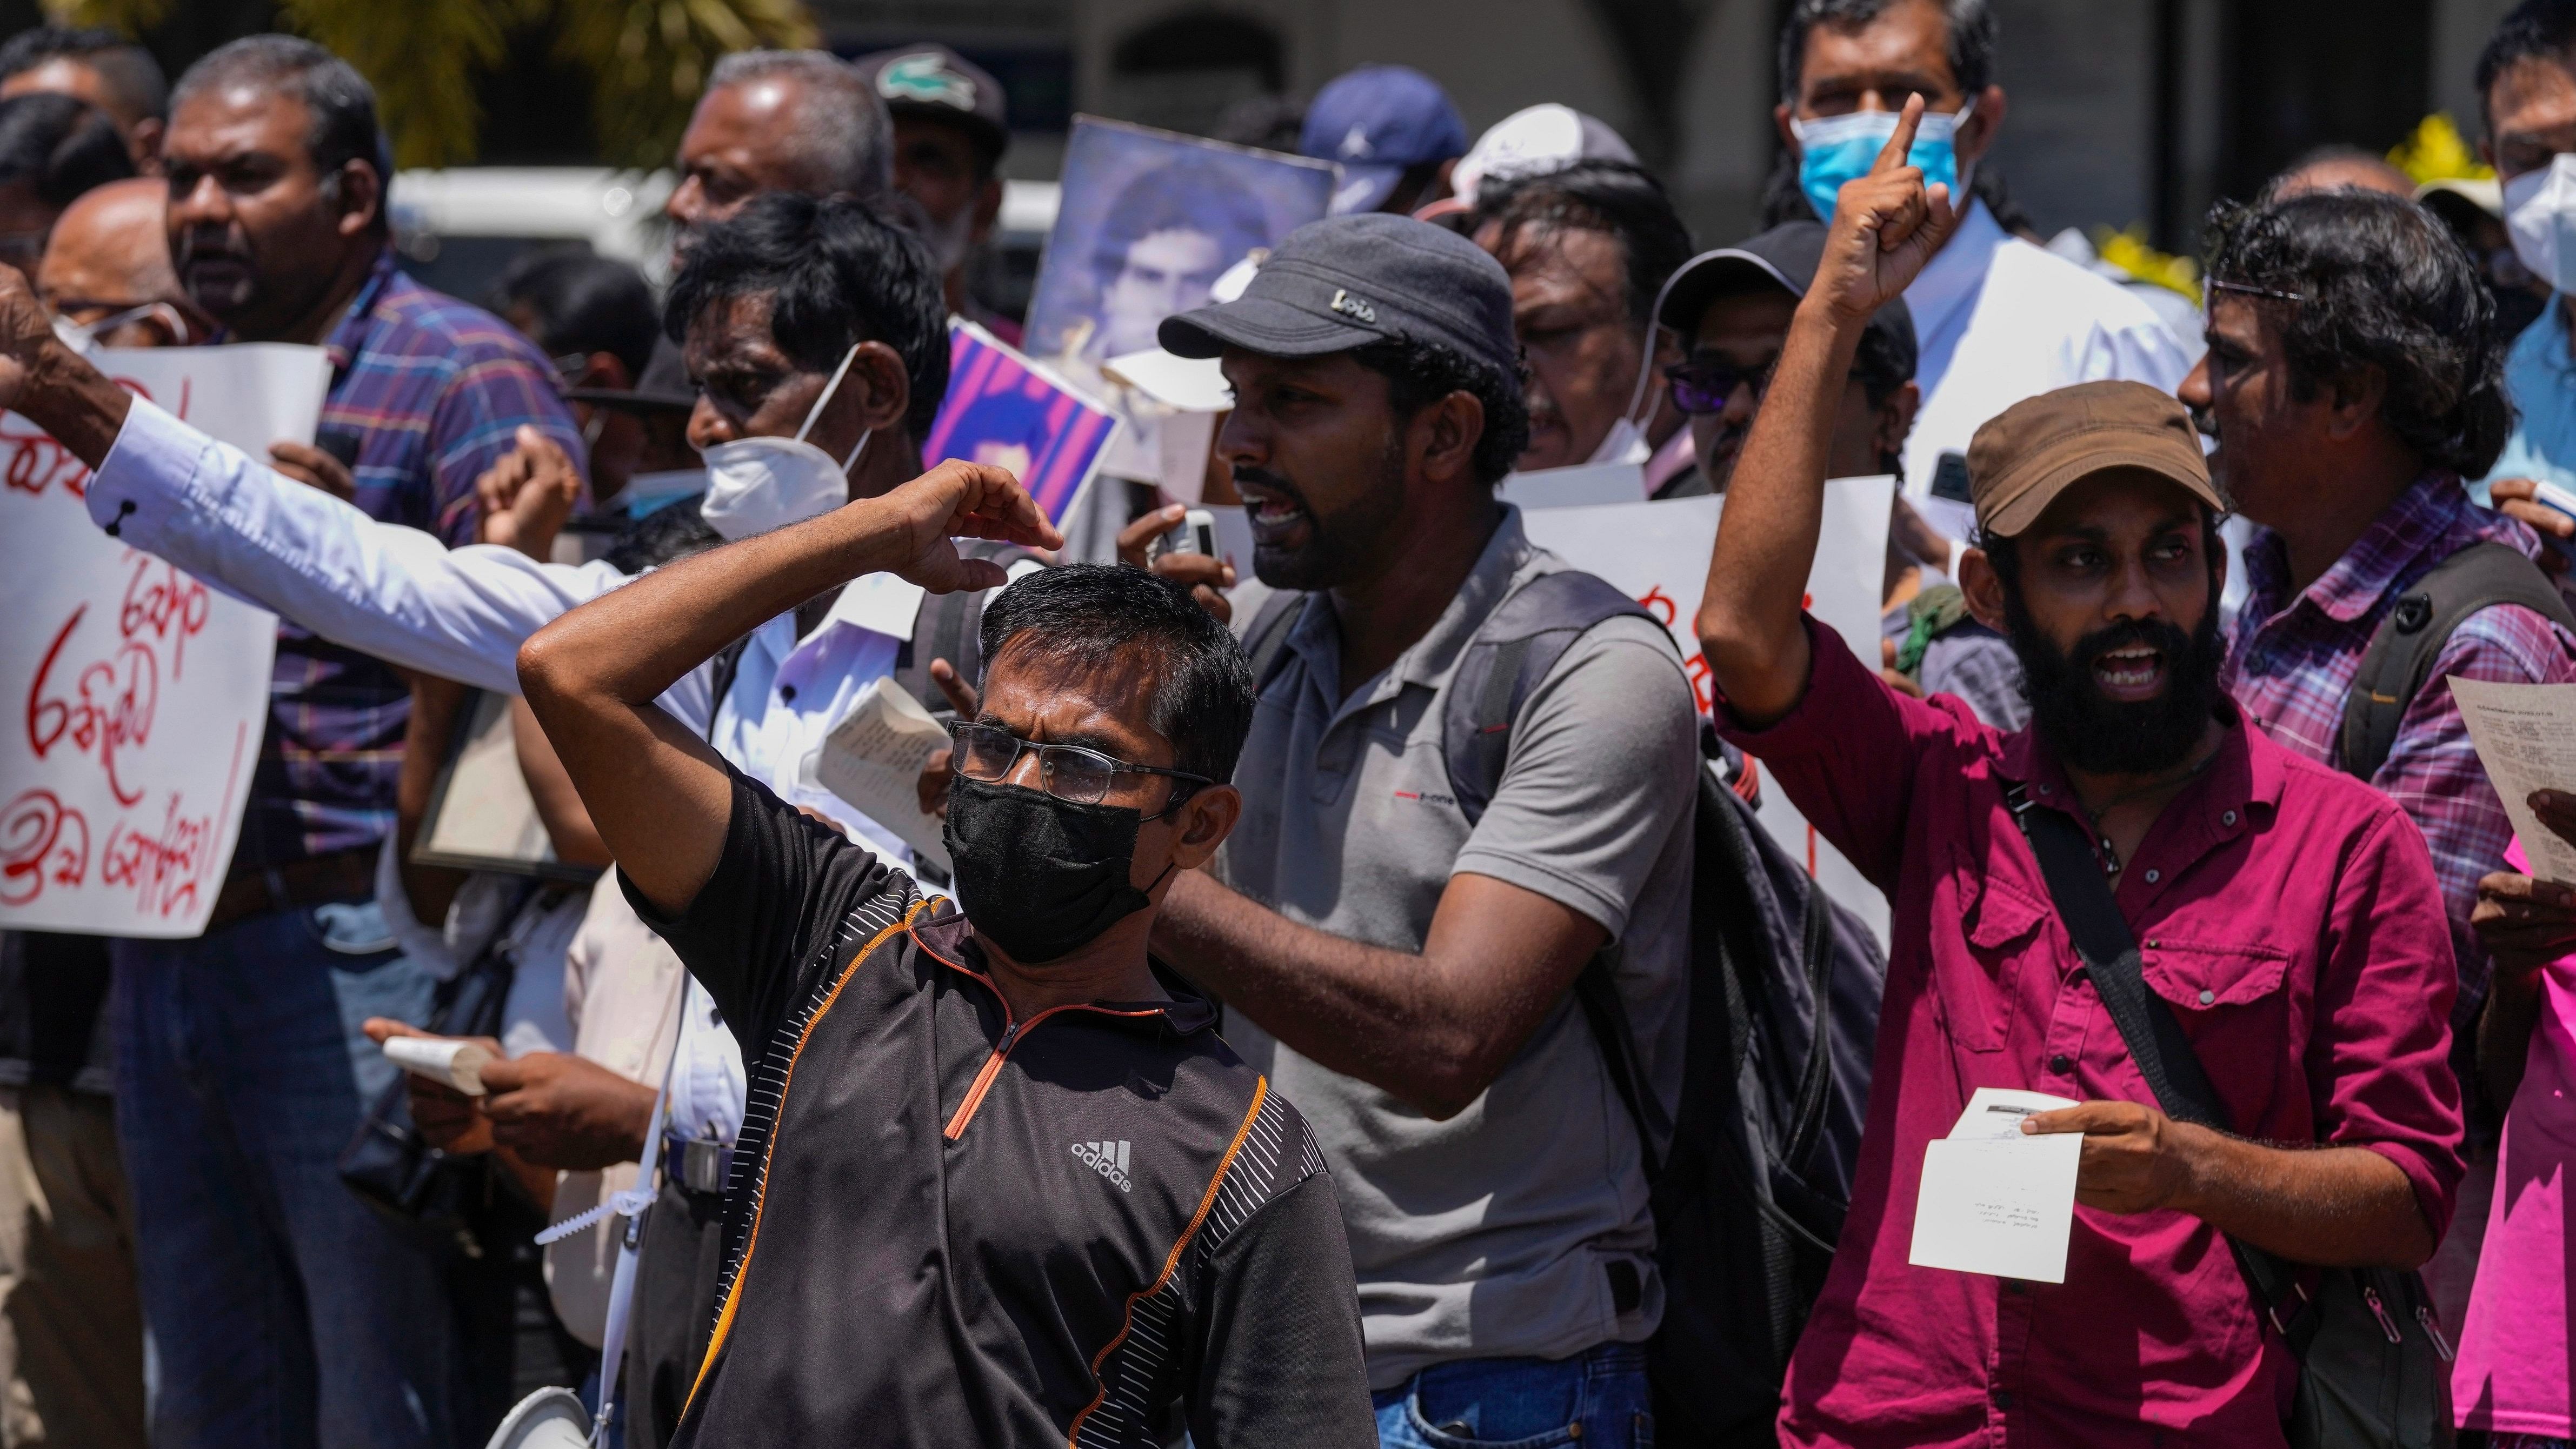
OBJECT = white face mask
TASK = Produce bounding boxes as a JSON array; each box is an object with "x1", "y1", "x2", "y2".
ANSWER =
[
  {"x1": 697, "y1": 345, "x2": 873, "y2": 542},
  {"x1": 2506, "y1": 153, "x2": 2576, "y2": 295}
]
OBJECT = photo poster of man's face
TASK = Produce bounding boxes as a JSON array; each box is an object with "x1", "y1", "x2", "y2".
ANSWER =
[
  {"x1": 924, "y1": 319, "x2": 1124, "y2": 525},
  {"x1": 1025, "y1": 117, "x2": 1339, "y2": 374}
]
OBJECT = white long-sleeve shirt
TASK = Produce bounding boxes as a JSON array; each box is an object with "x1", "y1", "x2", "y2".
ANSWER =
[
  {"x1": 88, "y1": 397, "x2": 928, "y2": 1146},
  {"x1": 1899, "y1": 201, "x2": 2198, "y2": 542}
]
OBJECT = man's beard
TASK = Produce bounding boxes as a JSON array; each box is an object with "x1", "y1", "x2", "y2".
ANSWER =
[
  {"x1": 1239, "y1": 433, "x2": 1408, "y2": 592},
  {"x1": 2002, "y1": 582, "x2": 2226, "y2": 775}
]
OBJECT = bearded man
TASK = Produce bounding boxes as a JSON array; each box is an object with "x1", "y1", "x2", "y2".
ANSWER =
[{"x1": 1695, "y1": 101, "x2": 2464, "y2": 1448}]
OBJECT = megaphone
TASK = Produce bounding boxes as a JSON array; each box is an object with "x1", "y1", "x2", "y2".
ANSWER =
[{"x1": 486, "y1": 1386, "x2": 590, "y2": 1449}]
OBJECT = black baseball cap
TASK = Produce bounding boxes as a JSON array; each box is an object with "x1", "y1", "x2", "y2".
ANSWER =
[
  {"x1": 851, "y1": 45, "x2": 1009, "y2": 166},
  {"x1": 1657, "y1": 221, "x2": 1917, "y2": 379},
  {"x1": 563, "y1": 334, "x2": 696, "y2": 413},
  {"x1": 1158, "y1": 213, "x2": 1517, "y2": 380}
]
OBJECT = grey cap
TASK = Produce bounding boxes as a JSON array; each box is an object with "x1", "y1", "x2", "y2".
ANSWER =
[{"x1": 1158, "y1": 212, "x2": 1517, "y2": 379}]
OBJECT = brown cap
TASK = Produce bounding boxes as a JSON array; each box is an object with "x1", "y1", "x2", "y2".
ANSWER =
[{"x1": 1968, "y1": 380, "x2": 2222, "y2": 538}]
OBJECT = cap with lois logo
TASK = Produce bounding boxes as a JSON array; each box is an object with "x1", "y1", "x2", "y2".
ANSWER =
[{"x1": 1157, "y1": 212, "x2": 1519, "y2": 383}]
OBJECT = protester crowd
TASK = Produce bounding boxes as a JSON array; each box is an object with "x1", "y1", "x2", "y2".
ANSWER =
[{"x1": 6, "y1": 1, "x2": 2576, "y2": 1446}]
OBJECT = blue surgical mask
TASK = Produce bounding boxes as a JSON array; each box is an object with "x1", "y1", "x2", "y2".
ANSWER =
[{"x1": 1789, "y1": 102, "x2": 1975, "y2": 226}]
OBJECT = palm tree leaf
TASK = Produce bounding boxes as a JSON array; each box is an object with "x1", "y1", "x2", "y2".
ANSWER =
[
  {"x1": 278, "y1": 0, "x2": 510, "y2": 169},
  {"x1": 553, "y1": 0, "x2": 815, "y2": 171}
]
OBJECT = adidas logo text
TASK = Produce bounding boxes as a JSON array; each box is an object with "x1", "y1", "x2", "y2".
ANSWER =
[{"x1": 1073, "y1": 1139, "x2": 1131, "y2": 1193}]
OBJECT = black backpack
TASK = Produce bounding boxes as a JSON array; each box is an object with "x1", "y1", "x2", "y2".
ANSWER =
[
  {"x1": 1245, "y1": 573, "x2": 1888, "y2": 1447},
  {"x1": 2337, "y1": 540, "x2": 2576, "y2": 781}
]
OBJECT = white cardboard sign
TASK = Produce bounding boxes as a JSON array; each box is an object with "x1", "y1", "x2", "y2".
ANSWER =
[
  {"x1": 1, "y1": 344, "x2": 328, "y2": 936},
  {"x1": 1521, "y1": 478, "x2": 1899, "y2": 946}
]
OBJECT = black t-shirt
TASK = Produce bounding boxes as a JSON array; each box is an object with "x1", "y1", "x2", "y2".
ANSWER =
[{"x1": 628, "y1": 769, "x2": 1374, "y2": 1448}]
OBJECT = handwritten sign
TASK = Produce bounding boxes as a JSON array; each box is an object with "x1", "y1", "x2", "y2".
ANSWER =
[
  {"x1": 1521, "y1": 478, "x2": 1899, "y2": 946},
  {"x1": 1, "y1": 344, "x2": 328, "y2": 937}
]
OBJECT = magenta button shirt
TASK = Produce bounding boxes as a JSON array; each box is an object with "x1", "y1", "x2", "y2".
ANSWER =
[
  {"x1": 1718, "y1": 619, "x2": 2466, "y2": 1448},
  {"x1": 2452, "y1": 838, "x2": 2576, "y2": 1441}
]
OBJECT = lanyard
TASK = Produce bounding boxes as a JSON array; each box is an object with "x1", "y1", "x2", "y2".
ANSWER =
[{"x1": 534, "y1": 1037, "x2": 677, "y2": 1443}]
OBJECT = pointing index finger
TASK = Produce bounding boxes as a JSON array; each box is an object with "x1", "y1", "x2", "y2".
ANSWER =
[{"x1": 1870, "y1": 92, "x2": 1928, "y2": 176}]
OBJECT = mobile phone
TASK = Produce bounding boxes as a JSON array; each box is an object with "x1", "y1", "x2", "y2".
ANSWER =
[
  {"x1": 2526, "y1": 479, "x2": 2576, "y2": 563},
  {"x1": 1152, "y1": 507, "x2": 1219, "y2": 560}
]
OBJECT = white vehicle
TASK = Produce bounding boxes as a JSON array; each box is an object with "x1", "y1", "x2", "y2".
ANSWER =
[{"x1": 388, "y1": 167, "x2": 674, "y2": 303}]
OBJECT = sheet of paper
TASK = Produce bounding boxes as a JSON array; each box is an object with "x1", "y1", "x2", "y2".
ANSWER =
[
  {"x1": 1, "y1": 343, "x2": 329, "y2": 937},
  {"x1": 813, "y1": 677, "x2": 954, "y2": 873},
  {"x1": 2451, "y1": 678, "x2": 2576, "y2": 885},
  {"x1": 1521, "y1": 478, "x2": 1897, "y2": 950},
  {"x1": 382, "y1": 1036, "x2": 492, "y2": 1095},
  {"x1": 1909, "y1": 1131, "x2": 2085, "y2": 1283},
  {"x1": 1948, "y1": 1087, "x2": 2080, "y2": 1139},
  {"x1": 1497, "y1": 459, "x2": 1647, "y2": 510}
]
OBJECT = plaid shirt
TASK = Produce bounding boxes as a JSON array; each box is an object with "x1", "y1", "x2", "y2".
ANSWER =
[
  {"x1": 235, "y1": 246, "x2": 583, "y2": 870},
  {"x1": 2224, "y1": 472, "x2": 2576, "y2": 1027}
]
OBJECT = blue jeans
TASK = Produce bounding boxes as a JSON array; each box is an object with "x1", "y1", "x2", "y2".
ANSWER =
[
  {"x1": 1374, "y1": 1341, "x2": 1653, "y2": 1448},
  {"x1": 112, "y1": 900, "x2": 452, "y2": 1449}
]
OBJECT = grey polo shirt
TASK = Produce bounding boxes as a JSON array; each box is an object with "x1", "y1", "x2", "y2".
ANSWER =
[{"x1": 1215, "y1": 508, "x2": 1700, "y2": 1388}]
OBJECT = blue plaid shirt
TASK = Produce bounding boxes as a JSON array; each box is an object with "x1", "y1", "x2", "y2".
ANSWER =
[{"x1": 234, "y1": 246, "x2": 583, "y2": 870}]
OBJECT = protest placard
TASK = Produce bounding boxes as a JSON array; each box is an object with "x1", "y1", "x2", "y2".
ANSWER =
[
  {"x1": 1517, "y1": 478, "x2": 1898, "y2": 944},
  {"x1": 924, "y1": 319, "x2": 1122, "y2": 525},
  {"x1": 1023, "y1": 117, "x2": 1335, "y2": 388},
  {"x1": 1, "y1": 344, "x2": 328, "y2": 937}
]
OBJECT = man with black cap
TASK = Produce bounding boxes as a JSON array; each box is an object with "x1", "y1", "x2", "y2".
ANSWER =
[
  {"x1": 851, "y1": 44, "x2": 1019, "y2": 342},
  {"x1": 1699, "y1": 104, "x2": 2462, "y2": 1446},
  {"x1": 1661, "y1": 220, "x2": 2024, "y2": 727},
  {"x1": 1147, "y1": 212, "x2": 1700, "y2": 1446}
]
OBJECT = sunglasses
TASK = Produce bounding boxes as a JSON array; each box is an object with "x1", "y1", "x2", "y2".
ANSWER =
[{"x1": 1664, "y1": 356, "x2": 1777, "y2": 416}]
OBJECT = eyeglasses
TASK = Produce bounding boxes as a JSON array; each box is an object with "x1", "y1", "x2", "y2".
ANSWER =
[
  {"x1": 944, "y1": 720, "x2": 1210, "y2": 808},
  {"x1": 48, "y1": 299, "x2": 190, "y2": 349},
  {"x1": 1665, "y1": 356, "x2": 1776, "y2": 416}
]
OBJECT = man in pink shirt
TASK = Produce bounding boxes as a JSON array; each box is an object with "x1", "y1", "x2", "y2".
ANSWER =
[{"x1": 1694, "y1": 103, "x2": 2466, "y2": 1447}]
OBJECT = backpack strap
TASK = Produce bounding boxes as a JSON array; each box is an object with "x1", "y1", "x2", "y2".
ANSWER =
[
  {"x1": 1442, "y1": 569, "x2": 1658, "y2": 822},
  {"x1": 1440, "y1": 569, "x2": 1673, "y2": 1180},
  {"x1": 2338, "y1": 541, "x2": 2576, "y2": 782},
  {"x1": 1241, "y1": 587, "x2": 1308, "y2": 693},
  {"x1": 704, "y1": 634, "x2": 756, "y2": 745},
  {"x1": 2004, "y1": 781, "x2": 2309, "y2": 1336}
]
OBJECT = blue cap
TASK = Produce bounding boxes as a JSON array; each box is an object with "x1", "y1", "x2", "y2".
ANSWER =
[{"x1": 1300, "y1": 66, "x2": 1470, "y2": 216}]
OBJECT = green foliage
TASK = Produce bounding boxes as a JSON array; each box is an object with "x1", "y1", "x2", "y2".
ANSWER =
[{"x1": 48, "y1": 0, "x2": 817, "y2": 169}]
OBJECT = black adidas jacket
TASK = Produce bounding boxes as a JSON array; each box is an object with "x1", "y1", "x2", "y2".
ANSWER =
[{"x1": 627, "y1": 771, "x2": 1374, "y2": 1447}]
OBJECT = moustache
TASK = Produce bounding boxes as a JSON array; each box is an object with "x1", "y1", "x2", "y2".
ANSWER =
[
  {"x1": 2067, "y1": 617, "x2": 2189, "y2": 671},
  {"x1": 174, "y1": 228, "x2": 247, "y2": 266},
  {"x1": 1230, "y1": 464, "x2": 1305, "y2": 505}
]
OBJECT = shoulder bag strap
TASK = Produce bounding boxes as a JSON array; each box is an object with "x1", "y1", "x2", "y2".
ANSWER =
[
  {"x1": 2338, "y1": 540, "x2": 2576, "y2": 782},
  {"x1": 2002, "y1": 783, "x2": 2304, "y2": 1324}
]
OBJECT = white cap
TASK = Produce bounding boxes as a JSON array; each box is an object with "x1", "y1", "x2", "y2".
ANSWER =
[{"x1": 1449, "y1": 103, "x2": 1638, "y2": 206}]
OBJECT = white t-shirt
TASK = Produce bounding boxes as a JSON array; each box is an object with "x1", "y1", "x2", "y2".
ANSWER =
[{"x1": 1901, "y1": 202, "x2": 2197, "y2": 540}]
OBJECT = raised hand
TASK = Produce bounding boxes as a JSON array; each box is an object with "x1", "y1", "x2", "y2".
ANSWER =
[
  {"x1": 474, "y1": 425, "x2": 585, "y2": 560},
  {"x1": 270, "y1": 439, "x2": 357, "y2": 502},
  {"x1": 876, "y1": 458, "x2": 1064, "y2": 595},
  {"x1": 0, "y1": 261, "x2": 55, "y2": 415},
  {"x1": 1808, "y1": 95, "x2": 1962, "y2": 325},
  {"x1": 1116, "y1": 503, "x2": 1235, "y2": 623}
]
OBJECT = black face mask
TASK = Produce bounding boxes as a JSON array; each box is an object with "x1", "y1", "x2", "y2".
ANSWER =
[{"x1": 943, "y1": 778, "x2": 1172, "y2": 964}]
